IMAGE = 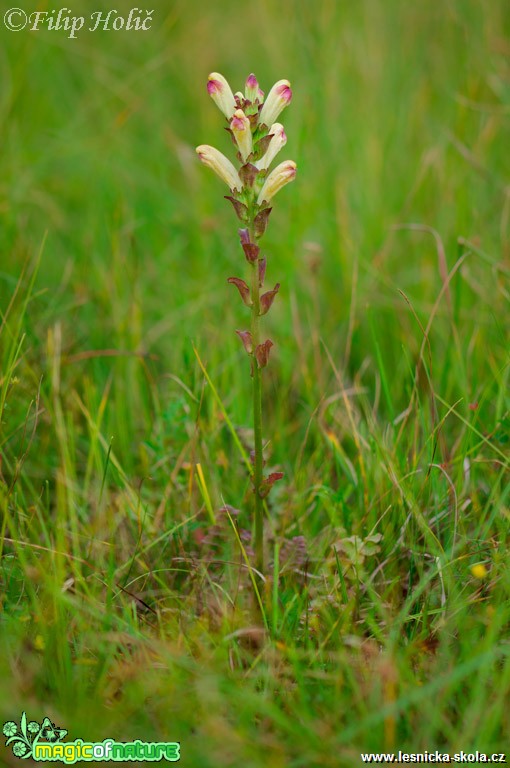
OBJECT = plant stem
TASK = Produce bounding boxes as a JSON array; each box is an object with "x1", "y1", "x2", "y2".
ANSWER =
[{"x1": 248, "y1": 216, "x2": 264, "y2": 573}]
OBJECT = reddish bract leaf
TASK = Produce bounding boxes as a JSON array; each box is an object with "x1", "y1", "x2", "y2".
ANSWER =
[
  {"x1": 255, "y1": 339, "x2": 273, "y2": 368},
  {"x1": 254, "y1": 132, "x2": 274, "y2": 159},
  {"x1": 259, "y1": 283, "x2": 280, "y2": 315},
  {"x1": 236, "y1": 329, "x2": 253, "y2": 354},
  {"x1": 239, "y1": 163, "x2": 259, "y2": 188},
  {"x1": 258, "y1": 257, "x2": 266, "y2": 286},
  {"x1": 259, "y1": 471, "x2": 284, "y2": 498},
  {"x1": 225, "y1": 195, "x2": 248, "y2": 221},
  {"x1": 228, "y1": 277, "x2": 252, "y2": 306},
  {"x1": 242, "y1": 243, "x2": 260, "y2": 263},
  {"x1": 239, "y1": 228, "x2": 250, "y2": 245},
  {"x1": 254, "y1": 207, "x2": 272, "y2": 238}
]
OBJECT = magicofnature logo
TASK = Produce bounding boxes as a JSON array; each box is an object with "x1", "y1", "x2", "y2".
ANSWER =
[
  {"x1": 3, "y1": 712, "x2": 67, "y2": 759},
  {"x1": 3, "y1": 712, "x2": 180, "y2": 763}
]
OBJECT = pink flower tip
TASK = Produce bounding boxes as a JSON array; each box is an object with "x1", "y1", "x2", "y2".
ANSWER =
[
  {"x1": 231, "y1": 110, "x2": 247, "y2": 131},
  {"x1": 277, "y1": 82, "x2": 292, "y2": 104}
]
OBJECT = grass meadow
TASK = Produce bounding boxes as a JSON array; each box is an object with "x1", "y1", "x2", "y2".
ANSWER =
[{"x1": 1, "y1": 1, "x2": 509, "y2": 765}]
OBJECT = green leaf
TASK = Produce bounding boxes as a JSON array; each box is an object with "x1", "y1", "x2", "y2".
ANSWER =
[
  {"x1": 6, "y1": 736, "x2": 24, "y2": 747},
  {"x1": 20, "y1": 712, "x2": 27, "y2": 739}
]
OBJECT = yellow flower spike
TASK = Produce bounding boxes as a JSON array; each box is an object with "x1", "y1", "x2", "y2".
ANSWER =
[{"x1": 196, "y1": 71, "x2": 297, "y2": 575}]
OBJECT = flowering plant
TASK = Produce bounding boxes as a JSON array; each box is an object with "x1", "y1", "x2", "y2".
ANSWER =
[{"x1": 196, "y1": 72, "x2": 296, "y2": 571}]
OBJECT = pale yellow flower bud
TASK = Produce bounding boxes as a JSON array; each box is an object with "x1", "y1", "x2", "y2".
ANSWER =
[
  {"x1": 230, "y1": 109, "x2": 253, "y2": 162},
  {"x1": 257, "y1": 160, "x2": 296, "y2": 205},
  {"x1": 196, "y1": 145, "x2": 242, "y2": 191},
  {"x1": 207, "y1": 72, "x2": 236, "y2": 119},
  {"x1": 255, "y1": 123, "x2": 287, "y2": 170},
  {"x1": 259, "y1": 79, "x2": 292, "y2": 127}
]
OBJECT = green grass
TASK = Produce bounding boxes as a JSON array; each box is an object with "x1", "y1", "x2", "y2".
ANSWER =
[{"x1": 1, "y1": 1, "x2": 509, "y2": 765}]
